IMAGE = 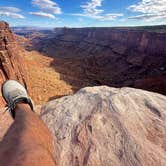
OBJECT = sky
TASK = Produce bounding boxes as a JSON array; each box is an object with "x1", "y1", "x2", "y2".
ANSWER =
[{"x1": 0, "y1": 0, "x2": 166, "y2": 27}]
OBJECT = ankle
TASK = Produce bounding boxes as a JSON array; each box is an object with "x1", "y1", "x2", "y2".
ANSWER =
[
  {"x1": 10, "y1": 98, "x2": 34, "y2": 118},
  {"x1": 13, "y1": 103, "x2": 33, "y2": 119},
  {"x1": 15, "y1": 103, "x2": 32, "y2": 111}
]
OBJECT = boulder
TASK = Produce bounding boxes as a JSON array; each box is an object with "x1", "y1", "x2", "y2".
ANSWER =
[{"x1": 41, "y1": 86, "x2": 166, "y2": 166}]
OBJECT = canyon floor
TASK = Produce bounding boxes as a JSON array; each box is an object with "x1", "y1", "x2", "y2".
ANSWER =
[{"x1": 20, "y1": 50, "x2": 74, "y2": 105}]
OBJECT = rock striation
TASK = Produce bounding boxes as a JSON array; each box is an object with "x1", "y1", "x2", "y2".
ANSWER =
[
  {"x1": 0, "y1": 21, "x2": 28, "y2": 106},
  {"x1": 41, "y1": 86, "x2": 166, "y2": 166},
  {"x1": 34, "y1": 28, "x2": 166, "y2": 59}
]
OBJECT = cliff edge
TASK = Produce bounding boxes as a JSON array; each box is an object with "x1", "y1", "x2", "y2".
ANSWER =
[{"x1": 0, "y1": 22, "x2": 28, "y2": 106}]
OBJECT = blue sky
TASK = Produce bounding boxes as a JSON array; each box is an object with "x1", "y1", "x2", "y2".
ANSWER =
[{"x1": 0, "y1": 0, "x2": 166, "y2": 27}]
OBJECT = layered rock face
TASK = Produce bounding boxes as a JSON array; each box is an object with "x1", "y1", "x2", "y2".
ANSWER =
[
  {"x1": 22, "y1": 27, "x2": 166, "y2": 95},
  {"x1": 41, "y1": 86, "x2": 166, "y2": 166},
  {"x1": 0, "y1": 22, "x2": 28, "y2": 106},
  {"x1": 33, "y1": 28, "x2": 166, "y2": 58}
]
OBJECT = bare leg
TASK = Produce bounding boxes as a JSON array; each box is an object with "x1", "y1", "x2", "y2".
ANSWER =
[{"x1": 0, "y1": 103, "x2": 56, "y2": 166}]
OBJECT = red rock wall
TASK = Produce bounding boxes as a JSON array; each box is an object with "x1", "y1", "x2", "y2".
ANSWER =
[{"x1": 0, "y1": 22, "x2": 28, "y2": 107}]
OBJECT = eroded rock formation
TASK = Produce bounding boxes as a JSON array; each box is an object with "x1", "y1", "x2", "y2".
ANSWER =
[
  {"x1": 41, "y1": 86, "x2": 166, "y2": 166},
  {"x1": 0, "y1": 22, "x2": 28, "y2": 106}
]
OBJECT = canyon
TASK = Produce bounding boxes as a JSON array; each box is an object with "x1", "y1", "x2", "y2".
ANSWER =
[
  {"x1": 0, "y1": 21, "x2": 166, "y2": 105},
  {"x1": 14, "y1": 26, "x2": 166, "y2": 96}
]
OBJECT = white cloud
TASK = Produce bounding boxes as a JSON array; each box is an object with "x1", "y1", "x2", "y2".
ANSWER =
[
  {"x1": 128, "y1": 13, "x2": 166, "y2": 22},
  {"x1": 0, "y1": 12, "x2": 24, "y2": 19},
  {"x1": 73, "y1": 0, "x2": 123, "y2": 21},
  {"x1": 81, "y1": 0, "x2": 103, "y2": 16},
  {"x1": 0, "y1": 6, "x2": 24, "y2": 19},
  {"x1": 100, "y1": 13, "x2": 124, "y2": 21},
  {"x1": 32, "y1": 0, "x2": 61, "y2": 14},
  {"x1": 29, "y1": 12, "x2": 55, "y2": 19},
  {"x1": 73, "y1": 13, "x2": 123, "y2": 21},
  {"x1": 128, "y1": 0, "x2": 166, "y2": 21},
  {"x1": 0, "y1": 7, "x2": 21, "y2": 13}
]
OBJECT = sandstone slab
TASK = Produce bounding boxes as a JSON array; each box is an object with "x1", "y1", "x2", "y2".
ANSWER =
[{"x1": 41, "y1": 86, "x2": 166, "y2": 166}]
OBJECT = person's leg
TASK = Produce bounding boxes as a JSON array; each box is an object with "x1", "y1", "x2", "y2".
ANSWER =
[{"x1": 0, "y1": 80, "x2": 56, "y2": 166}]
